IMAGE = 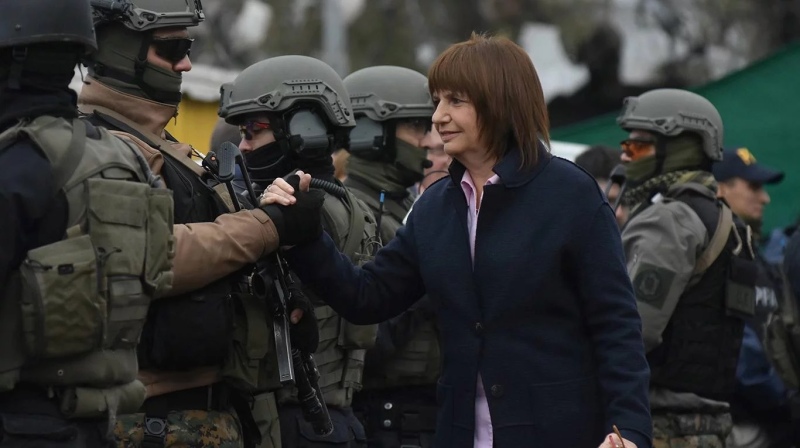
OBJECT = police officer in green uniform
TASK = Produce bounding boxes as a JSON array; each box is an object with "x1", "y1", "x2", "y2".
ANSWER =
[
  {"x1": 0, "y1": 0, "x2": 175, "y2": 445},
  {"x1": 617, "y1": 89, "x2": 758, "y2": 447},
  {"x1": 220, "y1": 55, "x2": 379, "y2": 448},
  {"x1": 342, "y1": 65, "x2": 436, "y2": 243},
  {"x1": 78, "y1": 2, "x2": 326, "y2": 447},
  {"x1": 340, "y1": 66, "x2": 441, "y2": 448}
]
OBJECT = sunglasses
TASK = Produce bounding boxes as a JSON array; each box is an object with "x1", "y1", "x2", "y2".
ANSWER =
[
  {"x1": 151, "y1": 37, "x2": 194, "y2": 64},
  {"x1": 620, "y1": 138, "x2": 656, "y2": 161},
  {"x1": 239, "y1": 120, "x2": 272, "y2": 140}
]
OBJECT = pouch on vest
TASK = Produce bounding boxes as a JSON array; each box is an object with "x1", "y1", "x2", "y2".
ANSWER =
[
  {"x1": 221, "y1": 290, "x2": 282, "y2": 393},
  {"x1": 725, "y1": 255, "x2": 757, "y2": 319},
  {"x1": 86, "y1": 178, "x2": 158, "y2": 351},
  {"x1": 138, "y1": 279, "x2": 234, "y2": 371},
  {"x1": 19, "y1": 177, "x2": 159, "y2": 360},
  {"x1": 59, "y1": 380, "x2": 146, "y2": 419},
  {"x1": 339, "y1": 324, "x2": 377, "y2": 351},
  {"x1": 19, "y1": 234, "x2": 103, "y2": 359}
]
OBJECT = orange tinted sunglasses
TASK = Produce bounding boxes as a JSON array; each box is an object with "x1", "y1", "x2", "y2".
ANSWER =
[
  {"x1": 620, "y1": 138, "x2": 656, "y2": 160},
  {"x1": 239, "y1": 121, "x2": 272, "y2": 140}
]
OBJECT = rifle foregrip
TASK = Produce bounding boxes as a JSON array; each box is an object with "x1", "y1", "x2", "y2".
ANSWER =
[{"x1": 292, "y1": 350, "x2": 333, "y2": 436}]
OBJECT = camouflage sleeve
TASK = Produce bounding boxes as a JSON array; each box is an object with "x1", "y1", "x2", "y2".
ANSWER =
[{"x1": 622, "y1": 200, "x2": 708, "y2": 352}]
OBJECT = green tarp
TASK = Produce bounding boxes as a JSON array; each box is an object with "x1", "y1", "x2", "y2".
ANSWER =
[{"x1": 551, "y1": 43, "x2": 800, "y2": 233}]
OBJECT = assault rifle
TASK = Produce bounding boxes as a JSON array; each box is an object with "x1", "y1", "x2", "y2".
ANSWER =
[{"x1": 205, "y1": 142, "x2": 333, "y2": 436}]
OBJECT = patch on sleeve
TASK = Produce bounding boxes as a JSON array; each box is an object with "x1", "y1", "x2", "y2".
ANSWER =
[{"x1": 632, "y1": 263, "x2": 676, "y2": 310}]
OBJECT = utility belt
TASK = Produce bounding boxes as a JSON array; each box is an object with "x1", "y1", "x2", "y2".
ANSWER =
[
  {"x1": 0, "y1": 379, "x2": 144, "y2": 421},
  {"x1": 0, "y1": 385, "x2": 113, "y2": 447},
  {"x1": 140, "y1": 383, "x2": 230, "y2": 414},
  {"x1": 0, "y1": 384, "x2": 97, "y2": 420},
  {"x1": 138, "y1": 382, "x2": 262, "y2": 448},
  {"x1": 353, "y1": 386, "x2": 438, "y2": 434}
]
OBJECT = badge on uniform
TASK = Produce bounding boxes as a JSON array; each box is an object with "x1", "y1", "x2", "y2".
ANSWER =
[{"x1": 632, "y1": 263, "x2": 676, "y2": 310}]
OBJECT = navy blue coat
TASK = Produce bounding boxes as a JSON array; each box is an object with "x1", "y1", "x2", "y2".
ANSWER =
[{"x1": 286, "y1": 145, "x2": 653, "y2": 448}]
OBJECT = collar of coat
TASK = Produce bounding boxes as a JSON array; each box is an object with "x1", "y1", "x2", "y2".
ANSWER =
[{"x1": 447, "y1": 139, "x2": 552, "y2": 189}]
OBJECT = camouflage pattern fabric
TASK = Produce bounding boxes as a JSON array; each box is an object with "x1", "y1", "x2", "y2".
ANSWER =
[
  {"x1": 114, "y1": 410, "x2": 243, "y2": 448},
  {"x1": 652, "y1": 411, "x2": 733, "y2": 448}
]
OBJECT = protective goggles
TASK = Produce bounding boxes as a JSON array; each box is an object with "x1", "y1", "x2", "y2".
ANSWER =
[
  {"x1": 239, "y1": 120, "x2": 272, "y2": 140},
  {"x1": 620, "y1": 137, "x2": 656, "y2": 161},
  {"x1": 152, "y1": 37, "x2": 194, "y2": 64},
  {"x1": 401, "y1": 117, "x2": 433, "y2": 134}
]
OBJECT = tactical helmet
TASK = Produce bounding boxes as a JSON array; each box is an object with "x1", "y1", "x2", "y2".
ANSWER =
[
  {"x1": 219, "y1": 55, "x2": 355, "y2": 129},
  {"x1": 0, "y1": 0, "x2": 96, "y2": 51},
  {"x1": 344, "y1": 66, "x2": 434, "y2": 122},
  {"x1": 617, "y1": 88, "x2": 723, "y2": 161},
  {"x1": 91, "y1": 0, "x2": 204, "y2": 31}
]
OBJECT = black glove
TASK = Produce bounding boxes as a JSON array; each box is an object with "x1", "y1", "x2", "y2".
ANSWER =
[
  {"x1": 260, "y1": 175, "x2": 325, "y2": 246},
  {"x1": 287, "y1": 284, "x2": 319, "y2": 353}
]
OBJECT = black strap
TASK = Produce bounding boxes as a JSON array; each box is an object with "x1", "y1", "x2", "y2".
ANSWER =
[{"x1": 229, "y1": 391, "x2": 261, "y2": 448}]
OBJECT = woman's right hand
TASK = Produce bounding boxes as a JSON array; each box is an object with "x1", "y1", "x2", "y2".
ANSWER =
[
  {"x1": 259, "y1": 170, "x2": 312, "y2": 207},
  {"x1": 257, "y1": 171, "x2": 323, "y2": 247}
]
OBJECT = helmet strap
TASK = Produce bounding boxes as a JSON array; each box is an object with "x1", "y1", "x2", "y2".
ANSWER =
[{"x1": 653, "y1": 136, "x2": 668, "y2": 177}]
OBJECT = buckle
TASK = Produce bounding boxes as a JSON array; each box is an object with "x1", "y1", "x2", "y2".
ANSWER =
[{"x1": 142, "y1": 417, "x2": 168, "y2": 448}]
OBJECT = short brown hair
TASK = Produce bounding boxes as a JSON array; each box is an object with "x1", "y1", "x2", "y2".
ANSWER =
[{"x1": 428, "y1": 32, "x2": 550, "y2": 169}]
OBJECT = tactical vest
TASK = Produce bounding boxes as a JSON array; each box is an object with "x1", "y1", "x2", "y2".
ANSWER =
[
  {"x1": 278, "y1": 185, "x2": 380, "y2": 408},
  {"x1": 346, "y1": 179, "x2": 442, "y2": 389},
  {"x1": 645, "y1": 184, "x2": 757, "y2": 400},
  {"x1": 0, "y1": 116, "x2": 174, "y2": 418},
  {"x1": 346, "y1": 177, "x2": 413, "y2": 246},
  {"x1": 81, "y1": 109, "x2": 238, "y2": 372},
  {"x1": 764, "y1": 267, "x2": 800, "y2": 390},
  {"x1": 362, "y1": 316, "x2": 441, "y2": 390}
]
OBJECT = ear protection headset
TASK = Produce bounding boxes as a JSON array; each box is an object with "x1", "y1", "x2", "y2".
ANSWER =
[
  {"x1": 270, "y1": 108, "x2": 336, "y2": 160},
  {"x1": 348, "y1": 116, "x2": 397, "y2": 163}
]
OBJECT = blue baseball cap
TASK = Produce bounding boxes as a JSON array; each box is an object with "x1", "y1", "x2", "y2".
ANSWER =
[{"x1": 713, "y1": 147, "x2": 784, "y2": 185}]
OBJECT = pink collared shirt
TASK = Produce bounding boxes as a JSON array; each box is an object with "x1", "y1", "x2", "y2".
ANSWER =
[{"x1": 460, "y1": 170, "x2": 500, "y2": 448}]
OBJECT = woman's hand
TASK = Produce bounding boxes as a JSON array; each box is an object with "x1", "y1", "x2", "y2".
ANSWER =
[
  {"x1": 259, "y1": 170, "x2": 312, "y2": 206},
  {"x1": 256, "y1": 171, "x2": 323, "y2": 247},
  {"x1": 598, "y1": 433, "x2": 637, "y2": 448}
]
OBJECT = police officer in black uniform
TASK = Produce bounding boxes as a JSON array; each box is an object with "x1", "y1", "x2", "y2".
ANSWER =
[{"x1": 0, "y1": 0, "x2": 174, "y2": 446}]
